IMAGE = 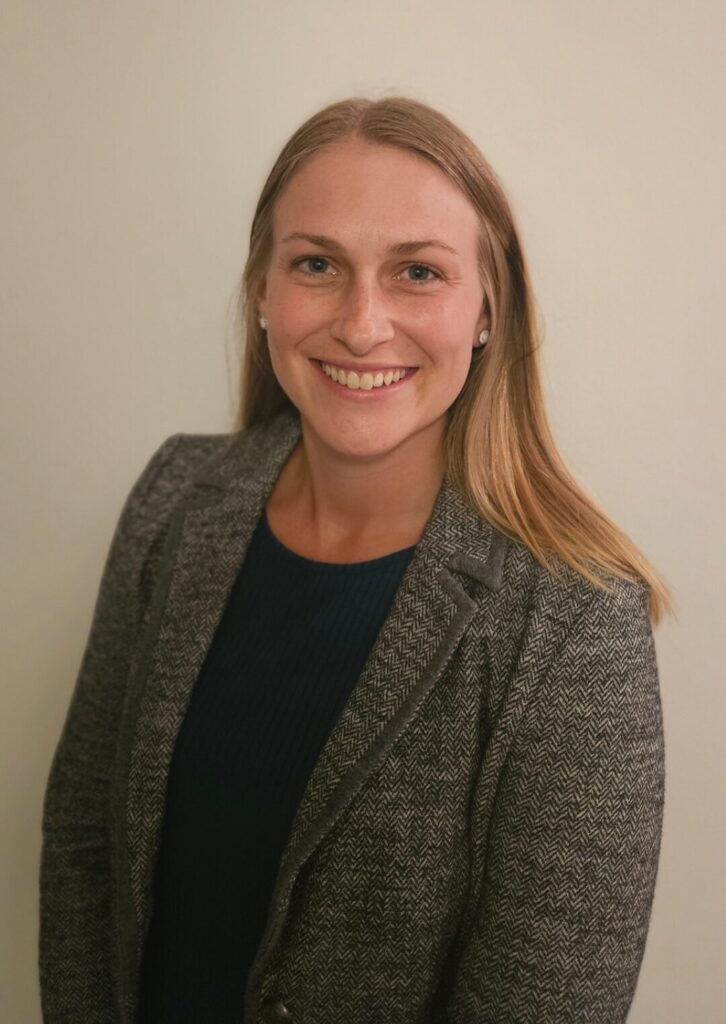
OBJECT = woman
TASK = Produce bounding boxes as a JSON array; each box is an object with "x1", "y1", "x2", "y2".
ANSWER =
[{"x1": 39, "y1": 95, "x2": 671, "y2": 1024}]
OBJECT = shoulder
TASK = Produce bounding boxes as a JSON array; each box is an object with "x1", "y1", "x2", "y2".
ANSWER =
[
  {"x1": 492, "y1": 528, "x2": 651, "y2": 670},
  {"x1": 105, "y1": 431, "x2": 241, "y2": 605},
  {"x1": 111, "y1": 428, "x2": 251, "y2": 559},
  {"x1": 134, "y1": 431, "x2": 234, "y2": 499},
  {"x1": 484, "y1": 535, "x2": 659, "y2": 761},
  {"x1": 504, "y1": 525, "x2": 647, "y2": 613},
  {"x1": 135, "y1": 408, "x2": 300, "y2": 508},
  {"x1": 118, "y1": 431, "x2": 233, "y2": 524},
  {"x1": 118, "y1": 410, "x2": 296, "y2": 532}
]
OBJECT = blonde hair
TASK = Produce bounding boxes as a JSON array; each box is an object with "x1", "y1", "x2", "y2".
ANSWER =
[{"x1": 234, "y1": 95, "x2": 674, "y2": 626}]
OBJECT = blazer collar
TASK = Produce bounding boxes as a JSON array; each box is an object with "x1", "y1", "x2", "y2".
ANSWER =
[{"x1": 116, "y1": 404, "x2": 508, "y2": 1000}]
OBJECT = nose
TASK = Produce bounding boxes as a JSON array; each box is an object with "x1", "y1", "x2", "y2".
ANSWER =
[{"x1": 331, "y1": 273, "x2": 395, "y2": 351}]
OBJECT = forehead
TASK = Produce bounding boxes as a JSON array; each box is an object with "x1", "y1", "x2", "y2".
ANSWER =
[{"x1": 273, "y1": 140, "x2": 480, "y2": 252}]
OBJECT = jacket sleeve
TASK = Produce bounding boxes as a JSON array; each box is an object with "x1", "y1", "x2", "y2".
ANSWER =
[
  {"x1": 443, "y1": 580, "x2": 666, "y2": 1024},
  {"x1": 38, "y1": 434, "x2": 182, "y2": 1023}
]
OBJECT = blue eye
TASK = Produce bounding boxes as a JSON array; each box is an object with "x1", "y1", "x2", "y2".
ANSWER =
[
  {"x1": 295, "y1": 257, "x2": 331, "y2": 275},
  {"x1": 405, "y1": 264, "x2": 440, "y2": 283}
]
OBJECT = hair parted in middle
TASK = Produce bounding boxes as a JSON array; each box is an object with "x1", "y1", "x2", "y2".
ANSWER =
[{"x1": 234, "y1": 94, "x2": 673, "y2": 626}]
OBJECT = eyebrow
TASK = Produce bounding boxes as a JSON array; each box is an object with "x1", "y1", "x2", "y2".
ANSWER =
[{"x1": 280, "y1": 232, "x2": 460, "y2": 257}]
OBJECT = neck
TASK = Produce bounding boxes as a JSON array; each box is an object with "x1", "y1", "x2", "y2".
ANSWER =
[{"x1": 275, "y1": 418, "x2": 447, "y2": 551}]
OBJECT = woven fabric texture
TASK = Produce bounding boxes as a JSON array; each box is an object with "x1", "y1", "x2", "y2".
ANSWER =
[{"x1": 39, "y1": 404, "x2": 665, "y2": 1024}]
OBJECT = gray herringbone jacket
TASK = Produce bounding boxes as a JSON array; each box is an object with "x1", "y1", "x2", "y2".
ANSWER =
[{"x1": 39, "y1": 404, "x2": 665, "y2": 1024}]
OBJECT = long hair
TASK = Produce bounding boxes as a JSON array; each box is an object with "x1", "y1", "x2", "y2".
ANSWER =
[{"x1": 233, "y1": 95, "x2": 674, "y2": 626}]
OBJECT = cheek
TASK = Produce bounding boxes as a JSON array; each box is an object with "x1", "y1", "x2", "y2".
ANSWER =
[
  {"x1": 427, "y1": 326, "x2": 473, "y2": 366},
  {"x1": 274, "y1": 293, "x2": 320, "y2": 337},
  {"x1": 413, "y1": 302, "x2": 471, "y2": 345},
  {"x1": 433, "y1": 334, "x2": 476, "y2": 396}
]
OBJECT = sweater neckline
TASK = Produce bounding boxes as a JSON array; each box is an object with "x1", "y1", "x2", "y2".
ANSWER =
[{"x1": 260, "y1": 507, "x2": 417, "y2": 571}]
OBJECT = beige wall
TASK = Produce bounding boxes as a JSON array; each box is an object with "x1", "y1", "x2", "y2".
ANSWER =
[{"x1": 2, "y1": 1, "x2": 723, "y2": 1019}]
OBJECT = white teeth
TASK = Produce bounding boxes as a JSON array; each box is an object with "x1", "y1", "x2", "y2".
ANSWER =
[{"x1": 321, "y1": 362, "x2": 408, "y2": 390}]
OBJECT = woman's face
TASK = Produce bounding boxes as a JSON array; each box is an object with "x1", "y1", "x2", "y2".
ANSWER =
[{"x1": 258, "y1": 137, "x2": 489, "y2": 462}]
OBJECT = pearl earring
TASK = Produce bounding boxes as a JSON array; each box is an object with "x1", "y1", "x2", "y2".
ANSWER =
[
  {"x1": 477, "y1": 329, "x2": 489, "y2": 348},
  {"x1": 259, "y1": 316, "x2": 268, "y2": 330}
]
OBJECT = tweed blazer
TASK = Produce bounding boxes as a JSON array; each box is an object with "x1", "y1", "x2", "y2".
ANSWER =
[{"x1": 39, "y1": 404, "x2": 665, "y2": 1024}]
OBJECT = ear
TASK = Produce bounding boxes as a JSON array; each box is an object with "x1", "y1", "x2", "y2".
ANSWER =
[
  {"x1": 477, "y1": 298, "x2": 491, "y2": 333},
  {"x1": 257, "y1": 276, "x2": 268, "y2": 316}
]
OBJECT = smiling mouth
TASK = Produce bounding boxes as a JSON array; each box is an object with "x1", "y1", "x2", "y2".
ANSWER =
[
  {"x1": 312, "y1": 358, "x2": 417, "y2": 374},
  {"x1": 311, "y1": 358, "x2": 418, "y2": 392}
]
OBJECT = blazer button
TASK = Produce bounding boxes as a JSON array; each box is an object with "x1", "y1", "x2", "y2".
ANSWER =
[{"x1": 260, "y1": 996, "x2": 293, "y2": 1022}]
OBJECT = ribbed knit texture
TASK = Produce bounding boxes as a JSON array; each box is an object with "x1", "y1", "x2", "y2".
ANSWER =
[{"x1": 136, "y1": 506, "x2": 417, "y2": 1023}]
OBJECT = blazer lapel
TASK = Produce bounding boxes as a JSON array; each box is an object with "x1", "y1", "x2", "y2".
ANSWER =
[
  {"x1": 245, "y1": 428, "x2": 508, "y2": 995},
  {"x1": 120, "y1": 409, "x2": 304, "y2": 945},
  {"x1": 116, "y1": 405, "x2": 508, "y2": 998}
]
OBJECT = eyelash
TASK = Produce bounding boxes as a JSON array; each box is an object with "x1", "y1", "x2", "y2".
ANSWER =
[{"x1": 291, "y1": 256, "x2": 443, "y2": 285}]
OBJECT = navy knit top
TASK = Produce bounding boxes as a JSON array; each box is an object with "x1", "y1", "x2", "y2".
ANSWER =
[{"x1": 137, "y1": 505, "x2": 418, "y2": 1023}]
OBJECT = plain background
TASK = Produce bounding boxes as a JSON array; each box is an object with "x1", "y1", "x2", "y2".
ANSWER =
[{"x1": 2, "y1": 1, "x2": 724, "y2": 1020}]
